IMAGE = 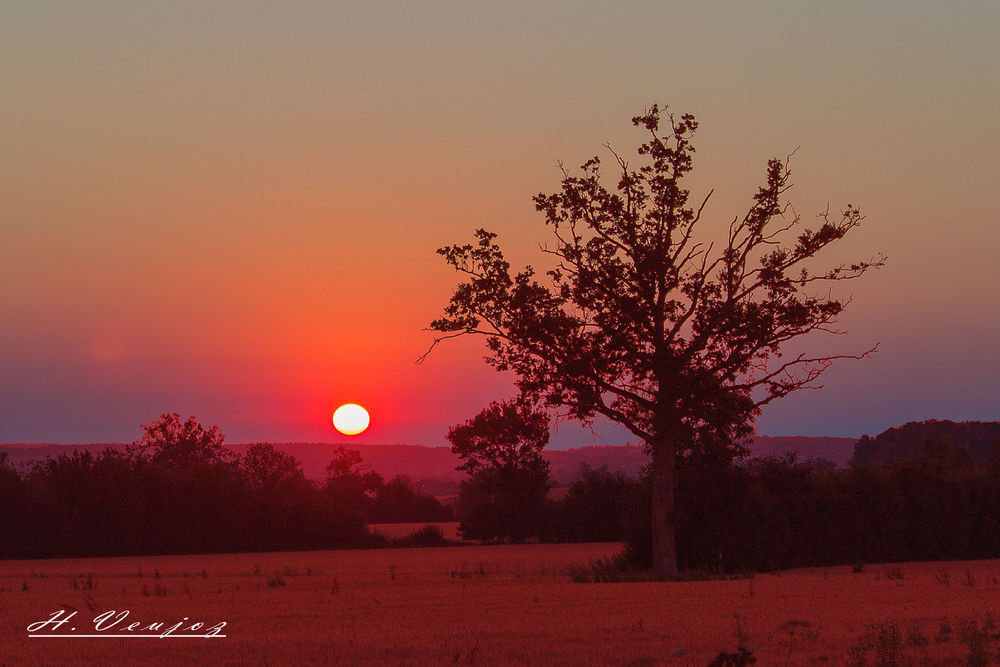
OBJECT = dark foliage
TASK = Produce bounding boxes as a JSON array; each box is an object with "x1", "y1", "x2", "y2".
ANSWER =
[
  {"x1": 708, "y1": 647, "x2": 757, "y2": 666},
  {"x1": 390, "y1": 524, "x2": 450, "y2": 548},
  {"x1": 447, "y1": 399, "x2": 551, "y2": 542},
  {"x1": 0, "y1": 418, "x2": 451, "y2": 559},
  {"x1": 428, "y1": 105, "x2": 883, "y2": 578},
  {"x1": 852, "y1": 419, "x2": 1000, "y2": 466},
  {"x1": 324, "y1": 445, "x2": 385, "y2": 523},
  {"x1": 611, "y1": 438, "x2": 1000, "y2": 572},
  {"x1": 128, "y1": 412, "x2": 234, "y2": 469},
  {"x1": 368, "y1": 475, "x2": 455, "y2": 523},
  {"x1": 545, "y1": 464, "x2": 640, "y2": 543},
  {"x1": 456, "y1": 465, "x2": 550, "y2": 542}
]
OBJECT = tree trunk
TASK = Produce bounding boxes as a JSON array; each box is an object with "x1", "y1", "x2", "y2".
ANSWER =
[{"x1": 650, "y1": 447, "x2": 679, "y2": 580}]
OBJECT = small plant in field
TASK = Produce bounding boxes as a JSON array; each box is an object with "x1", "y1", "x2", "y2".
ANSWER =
[
  {"x1": 82, "y1": 594, "x2": 98, "y2": 612},
  {"x1": 852, "y1": 562, "x2": 866, "y2": 574},
  {"x1": 267, "y1": 572, "x2": 287, "y2": 588},
  {"x1": 848, "y1": 622, "x2": 903, "y2": 666},
  {"x1": 959, "y1": 620, "x2": 989, "y2": 666},
  {"x1": 707, "y1": 646, "x2": 756, "y2": 666},
  {"x1": 733, "y1": 615, "x2": 750, "y2": 647},
  {"x1": 567, "y1": 555, "x2": 657, "y2": 583},
  {"x1": 933, "y1": 568, "x2": 951, "y2": 586},
  {"x1": 964, "y1": 569, "x2": 976, "y2": 587},
  {"x1": 330, "y1": 578, "x2": 340, "y2": 594},
  {"x1": 935, "y1": 618, "x2": 953, "y2": 644},
  {"x1": 779, "y1": 620, "x2": 814, "y2": 660},
  {"x1": 884, "y1": 567, "x2": 905, "y2": 581},
  {"x1": 199, "y1": 568, "x2": 208, "y2": 579},
  {"x1": 153, "y1": 584, "x2": 167, "y2": 597},
  {"x1": 141, "y1": 584, "x2": 150, "y2": 596},
  {"x1": 983, "y1": 610, "x2": 997, "y2": 635},
  {"x1": 21, "y1": 579, "x2": 28, "y2": 591},
  {"x1": 253, "y1": 564, "x2": 262, "y2": 576},
  {"x1": 71, "y1": 573, "x2": 98, "y2": 590},
  {"x1": 137, "y1": 565, "x2": 143, "y2": 578},
  {"x1": 906, "y1": 621, "x2": 929, "y2": 648},
  {"x1": 183, "y1": 585, "x2": 192, "y2": 600},
  {"x1": 153, "y1": 569, "x2": 161, "y2": 580},
  {"x1": 389, "y1": 565, "x2": 396, "y2": 581},
  {"x1": 449, "y1": 561, "x2": 493, "y2": 580}
]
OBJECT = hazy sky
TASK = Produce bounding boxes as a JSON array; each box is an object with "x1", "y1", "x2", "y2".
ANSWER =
[{"x1": 2, "y1": 2, "x2": 998, "y2": 447}]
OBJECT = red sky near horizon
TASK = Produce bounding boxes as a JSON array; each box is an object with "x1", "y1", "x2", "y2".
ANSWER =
[{"x1": 2, "y1": 2, "x2": 997, "y2": 448}]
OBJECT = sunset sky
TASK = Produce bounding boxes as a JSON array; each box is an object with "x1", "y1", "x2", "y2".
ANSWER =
[{"x1": 2, "y1": 2, "x2": 997, "y2": 448}]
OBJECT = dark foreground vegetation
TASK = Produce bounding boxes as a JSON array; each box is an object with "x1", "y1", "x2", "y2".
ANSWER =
[
  {"x1": 3, "y1": 413, "x2": 1000, "y2": 574},
  {"x1": 0, "y1": 414, "x2": 452, "y2": 559},
  {"x1": 550, "y1": 437, "x2": 1000, "y2": 574}
]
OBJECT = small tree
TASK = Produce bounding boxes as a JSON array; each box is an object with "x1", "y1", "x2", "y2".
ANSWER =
[
  {"x1": 324, "y1": 446, "x2": 382, "y2": 514},
  {"x1": 446, "y1": 398, "x2": 551, "y2": 542},
  {"x1": 427, "y1": 105, "x2": 883, "y2": 578},
  {"x1": 129, "y1": 412, "x2": 235, "y2": 470},
  {"x1": 241, "y1": 443, "x2": 307, "y2": 493}
]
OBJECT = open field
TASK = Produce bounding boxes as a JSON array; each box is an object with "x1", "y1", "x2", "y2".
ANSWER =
[{"x1": 3, "y1": 544, "x2": 1000, "y2": 665}]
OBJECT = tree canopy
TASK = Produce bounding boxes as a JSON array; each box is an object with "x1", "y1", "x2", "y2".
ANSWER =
[
  {"x1": 446, "y1": 398, "x2": 551, "y2": 542},
  {"x1": 128, "y1": 412, "x2": 234, "y2": 470},
  {"x1": 428, "y1": 104, "x2": 883, "y2": 578},
  {"x1": 447, "y1": 397, "x2": 550, "y2": 476}
]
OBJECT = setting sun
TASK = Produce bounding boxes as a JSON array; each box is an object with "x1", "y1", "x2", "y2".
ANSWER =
[{"x1": 332, "y1": 403, "x2": 370, "y2": 435}]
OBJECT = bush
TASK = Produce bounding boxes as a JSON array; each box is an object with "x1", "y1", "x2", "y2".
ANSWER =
[{"x1": 391, "y1": 525, "x2": 450, "y2": 548}]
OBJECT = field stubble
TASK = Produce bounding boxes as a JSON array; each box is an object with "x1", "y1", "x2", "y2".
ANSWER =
[{"x1": 2, "y1": 543, "x2": 1000, "y2": 665}]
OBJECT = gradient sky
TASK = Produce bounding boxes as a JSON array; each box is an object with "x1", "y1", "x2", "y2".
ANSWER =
[{"x1": 2, "y1": 2, "x2": 998, "y2": 448}]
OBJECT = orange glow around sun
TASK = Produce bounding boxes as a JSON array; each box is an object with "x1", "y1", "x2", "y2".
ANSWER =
[{"x1": 332, "y1": 403, "x2": 370, "y2": 435}]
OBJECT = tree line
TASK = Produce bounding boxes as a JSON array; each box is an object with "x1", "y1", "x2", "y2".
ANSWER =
[
  {"x1": 4, "y1": 411, "x2": 1000, "y2": 571},
  {"x1": 460, "y1": 436, "x2": 1000, "y2": 573},
  {"x1": 0, "y1": 413, "x2": 452, "y2": 559}
]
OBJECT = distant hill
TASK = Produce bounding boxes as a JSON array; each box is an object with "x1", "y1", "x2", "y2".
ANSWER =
[
  {"x1": 1, "y1": 435, "x2": 855, "y2": 494},
  {"x1": 851, "y1": 420, "x2": 1000, "y2": 466},
  {"x1": 751, "y1": 436, "x2": 855, "y2": 467}
]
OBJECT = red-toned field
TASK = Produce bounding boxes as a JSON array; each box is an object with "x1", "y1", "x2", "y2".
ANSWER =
[{"x1": 2, "y1": 543, "x2": 999, "y2": 665}]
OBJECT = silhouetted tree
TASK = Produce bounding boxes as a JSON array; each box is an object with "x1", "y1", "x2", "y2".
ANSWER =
[
  {"x1": 852, "y1": 420, "x2": 1000, "y2": 465},
  {"x1": 428, "y1": 105, "x2": 883, "y2": 578},
  {"x1": 367, "y1": 475, "x2": 454, "y2": 523},
  {"x1": 447, "y1": 398, "x2": 551, "y2": 542},
  {"x1": 548, "y1": 464, "x2": 638, "y2": 542},
  {"x1": 0, "y1": 452, "x2": 25, "y2": 558},
  {"x1": 324, "y1": 446, "x2": 382, "y2": 515},
  {"x1": 129, "y1": 412, "x2": 236, "y2": 470},
  {"x1": 241, "y1": 442, "x2": 307, "y2": 493}
]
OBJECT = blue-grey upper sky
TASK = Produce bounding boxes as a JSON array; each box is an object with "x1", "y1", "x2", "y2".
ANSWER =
[{"x1": 2, "y1": 1, "x2": 998, "y2": 446}]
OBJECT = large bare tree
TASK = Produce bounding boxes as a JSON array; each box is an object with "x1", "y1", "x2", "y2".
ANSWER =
[{"x1": 425, "y1": 105, "x2": 884, "y2": 579}]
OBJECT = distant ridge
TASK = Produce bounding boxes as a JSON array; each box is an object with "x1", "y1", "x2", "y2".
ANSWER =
[
  {"x1": 2, "y1": 435, "x2": 856, "y2": 494},
  {"x1": 852, "y1": 419, "x2": 1000, "y2": 465}
]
